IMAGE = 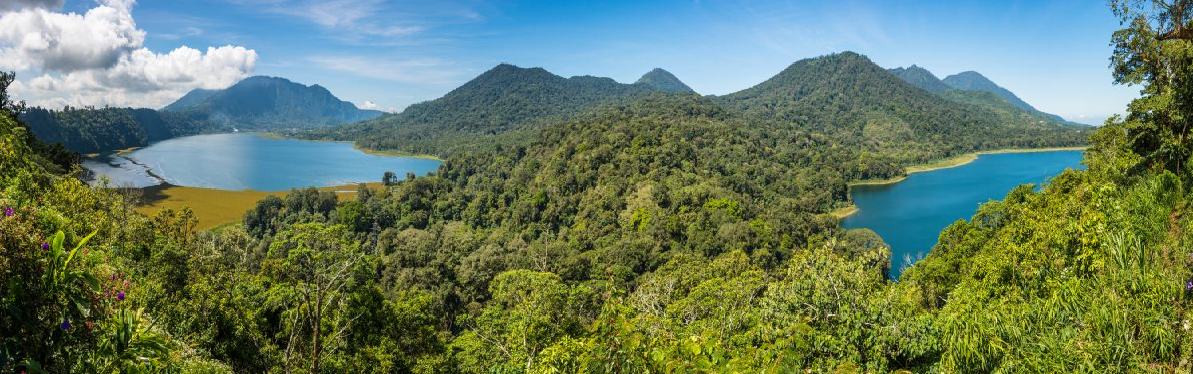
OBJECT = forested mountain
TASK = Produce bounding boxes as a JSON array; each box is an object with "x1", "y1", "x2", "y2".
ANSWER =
[
  {"x1": 163, "y1": 76, "x2": 384, "y2": 129},
  {"x1": 889, "y1": 64, "x2": 1086, "y2": 129},
  {"x1": 317, "y1": 52, "x2": 1085, "y2": 173},
  {"x1": 634, "y1": 68, "x2": 695, "y2": 93},
  {"x1": 316, "y1": 64, "x2": 667, "y2": 155},
  {"x1": 888, "y1": 65, "x2": 951, "y2": 93},
  {"x1": 942, "y1": 70, "x2": 1069, "y2": 122},
  {"x1": 715, "y1": 52, "x2": 1086, "y2": 166}
]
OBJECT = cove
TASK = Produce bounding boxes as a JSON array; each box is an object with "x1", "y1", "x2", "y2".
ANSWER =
[
  {"x1": 842, "y1": 150, "x2": 1085, "y2": 279},
  {"x1": 82, "y1": 133, "x2": 442, "y2": 191}
]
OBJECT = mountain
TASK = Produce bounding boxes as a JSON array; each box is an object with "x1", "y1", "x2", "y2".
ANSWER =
[
  {"x1": 163, "y1": 76, "x2": 384, "y2": 129},
  {"x1": 941, "y1": 71, "x2": 1068, "y2": 122},
  {"x1": 319, "y1": 64, "x2": 669, "y2": 155},
  {"x1": 634, "y1": 68, "x2": 695, "y2": 93},
  {"x1": 887, "y1": 65, "x2": 950, "y2": 94},
  {"x1": 888, "y1": 65, "x2": 1086, "y2": 128},
  {"x1": 715, "y1": 52, "x2": 1086, "y2": 165}
]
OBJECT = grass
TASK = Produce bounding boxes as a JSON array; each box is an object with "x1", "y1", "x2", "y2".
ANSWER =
[
  {"x1": 352, "y1": 145, "x2": 444, "y2": 161},
  {"x1": 829, "y1": 205, "x2": 859, "y2": 219},
  {"x1": 133, "y1": 182, "x2": 381, "y2": 230}
]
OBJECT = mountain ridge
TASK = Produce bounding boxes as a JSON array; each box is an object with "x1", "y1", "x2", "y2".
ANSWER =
[
  {"x1": 163, "y1": 75, "x2": 384, "y2": 129},
  {"x1": 941, "y1": 70, "x2": 1068, "y2": 123}
]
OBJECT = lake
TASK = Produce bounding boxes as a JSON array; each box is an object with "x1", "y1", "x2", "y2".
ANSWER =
[
  {"x1": 82, "y1": 133, "x2": 443, "y2": 191},
  {"x1": 842, "y1": 150, "x2": 1084, "y2": 279}
]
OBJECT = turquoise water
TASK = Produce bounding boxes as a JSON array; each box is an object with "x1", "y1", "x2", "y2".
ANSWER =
[
  {"x1": 82, "y1": 133, "x2": 442, "y2": 191},
  {"x1": 842, "y1": 150, "x2": 1085, "y2": 279}
]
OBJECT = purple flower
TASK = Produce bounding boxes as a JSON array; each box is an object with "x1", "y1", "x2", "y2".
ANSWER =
[
  {"x1": 1187, "y1": 281, "x2": 1192, "y2": 291},
  {"x1": 41, "y1": 243, "x2": 49, "y2": 250},
  {"x1": 117, "y1": 292, "x2": 125, "y2": 301},
  {"x1": 3, "y1": 207, "x2": 12, "y2": 217},
  {"x1": 110, "y1": 273, "x2": 116, "y2": 281},
  {"x1": 60, "y1": 320, "x2": 70, "y2": 331}
]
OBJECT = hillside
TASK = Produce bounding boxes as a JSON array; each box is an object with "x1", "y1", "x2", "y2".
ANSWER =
[
  {"x1": 888, "y1": 65, "x2": 1086, "y2": 129},
  {"x1": 942, "y1": 70, "x2": 1069, "y2": 123},
  {"x1": 163, "y1": 76, "x2": 384, "y2": 129},
  {"x1": 715, "y1": 52, "x2": 1087, "y2": 165},
  {"x1": 634, "y1": 68, "x2": 695, "y2": 93},
  {"x1": 321, "y1": 53, "x2": 1086, "y2": 173},
  {"x1": 888, "y1": 65, "x2": 951, "y2": 93},
  {"x1": 319, "y1": 64, "x2": 667, "y2": 155}
]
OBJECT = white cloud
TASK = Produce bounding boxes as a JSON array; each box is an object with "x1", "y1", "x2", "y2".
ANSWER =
[
  {"x1": 0, "y1": 1, "x2": 143, "y2": 72},
  {"x1": 0, "y1": 0, "x2": 257, "y2": 109},
  {"x1": 240, "y1": 0, "x2": 426, "y2": 41},
  {"x1": 357, "y1": 100, "x2": 397, "y2": 113}
]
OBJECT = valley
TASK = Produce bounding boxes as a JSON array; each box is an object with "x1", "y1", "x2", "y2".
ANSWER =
[{"x1": 1, "y1": 1, "x2": 1184, "y2": 372}]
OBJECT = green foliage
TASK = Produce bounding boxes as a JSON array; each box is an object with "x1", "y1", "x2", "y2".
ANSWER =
[
  {"x1": 3, "y1": 1, "x2": 1190, "y2": 371},
  {"x1": 313, "y1": 63, "x2": 668, "y2": 156}
]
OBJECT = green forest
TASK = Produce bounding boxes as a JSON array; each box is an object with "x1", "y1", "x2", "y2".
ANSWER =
[{"x1": 2, "y1": 1, "x2": 1192, "y2": 373}]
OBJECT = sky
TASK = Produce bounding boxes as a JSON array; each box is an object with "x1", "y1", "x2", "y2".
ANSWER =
[{"x1": 1, "y1": 0, "x2": 1139, "y2": 125}]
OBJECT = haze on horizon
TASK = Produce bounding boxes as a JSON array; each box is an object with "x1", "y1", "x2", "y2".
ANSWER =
[{"x1": 1, "y1": 0, "x2": 1135, "y2": 125}]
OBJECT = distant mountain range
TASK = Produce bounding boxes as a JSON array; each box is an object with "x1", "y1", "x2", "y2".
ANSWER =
[
  {"x1": 319, "y1": 64, "x2": 692, "y2": 154},
  {"x1": 23, "y1": 54, "x2": 1087, "y2": 161},
  {"x1": 163, "y1": 76, "x2": 384, "y2": 129},
  {"x1": 21, "y1": 76, "x2": 381, "y2": 153},
  {"x1": 889, "y1": 65, "x2": 1074, "y2": 124},
  {"x1": 312, "y1": 51, "x2": 1086, "y2": 169}
]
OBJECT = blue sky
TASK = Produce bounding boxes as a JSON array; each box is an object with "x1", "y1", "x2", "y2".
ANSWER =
[{"x1": 11, "y1": 0, "x2": 1138, "y2": 125}]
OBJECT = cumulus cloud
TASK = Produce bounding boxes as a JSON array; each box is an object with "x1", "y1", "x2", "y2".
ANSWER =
[
  {"x1": 357, "y1": 100, "x2": 397, "y2": 113},
  {"x1": 0, "y1": 0, "x2": 142, "y2": 72},
  {"x1": 0, "y1": 0, "x2": 258, "y2": 108}
]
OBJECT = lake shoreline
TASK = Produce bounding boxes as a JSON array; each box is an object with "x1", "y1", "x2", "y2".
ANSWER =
[
  {"x1": 834, "y1": 146, "x2": 1087, "y2": 219},
  {"x1": 256, "y1": 132, "x2": 446, "y2": 161}
]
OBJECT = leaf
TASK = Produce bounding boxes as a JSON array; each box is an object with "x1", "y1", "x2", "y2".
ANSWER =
[{"x1": 64, "y1": 230, "x2": 97, "y2": 268}]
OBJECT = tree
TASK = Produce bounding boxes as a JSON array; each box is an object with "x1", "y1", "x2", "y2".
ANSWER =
[
  {"x1": 1110, "y1": 0, "x2": 1193, "y2": 174},
  {"x1": 262, "y1": 223, "x2": 365, "y2": 374},
  {"x1": 382, "y1": 171, "x2": 397, "y2": 186},
  {"x1": 454, "y1": 270, "x2": 577, "y2": 372},
  {"x1": 0, "y1": 71, "x2": 25, "y2": 119}
]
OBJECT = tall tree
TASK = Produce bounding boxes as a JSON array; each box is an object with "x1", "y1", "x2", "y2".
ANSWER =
[{"x1": 1111, "y1": 0, "x2": 1193, "y2": 174}]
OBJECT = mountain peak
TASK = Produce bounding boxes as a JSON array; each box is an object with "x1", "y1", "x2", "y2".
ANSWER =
[
  {"x1": 942, "y1": 71, "x2": 1042, "y2": 114},
  {"x1": 635, "y1": 68, "x2": 694, "y2": 93},
  {"x1": 161, "y1": 75, "x2": 383, "y2": 128},
  {"x1": 888, "y1": 65, "x2": 950, "y2": 94}
]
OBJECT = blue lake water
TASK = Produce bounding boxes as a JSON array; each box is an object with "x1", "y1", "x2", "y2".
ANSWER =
[
  {"x1": 82, "y1": 133, "x2": 442, "y2": 191},
  {"x1": 842, "y1": 150, "x2": 1085, "y2": 279}
]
